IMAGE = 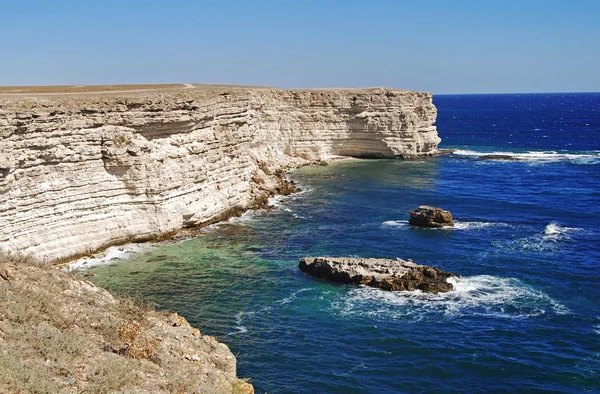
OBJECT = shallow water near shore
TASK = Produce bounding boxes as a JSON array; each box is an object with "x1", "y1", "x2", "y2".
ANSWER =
[{"x1": 87, "y1": 93, "x2": 600, "y2": 393}]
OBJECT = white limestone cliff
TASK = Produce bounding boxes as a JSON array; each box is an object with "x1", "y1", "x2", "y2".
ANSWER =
[{"x1": 0, "y1": 86, "x2": 440, "y2": 262}]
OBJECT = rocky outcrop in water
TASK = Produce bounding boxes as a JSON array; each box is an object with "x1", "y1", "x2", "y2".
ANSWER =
[
  {"x1": 299, "y1": 257, "x2": 459, "y2": 293},
  {"x1": 0, "y1": 85, "x2": 441, "y2": 262},
  {"x1": 409, "y1": 206, "x2": 454, "y2": 228}
]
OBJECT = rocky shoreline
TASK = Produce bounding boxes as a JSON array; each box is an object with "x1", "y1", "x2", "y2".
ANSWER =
[
  {"x1": 0, "y1": 84, "x2": 441, "y2": 263},
  {"x1": 0, "y1": 84, "x2": 442, "y2": 392}
]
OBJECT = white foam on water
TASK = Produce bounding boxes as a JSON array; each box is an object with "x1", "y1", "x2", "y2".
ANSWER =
[
  {"x1": 383, "y1": 219, "x2": 508, "y2": 231},
  {"x1": 228, "y1": 311, "x2": 248, "y2": 335},
  {"x1": 276, "y1": 288, "x2": 313, "y2": 305},
  {"x1": 451, "y1": 221, "x2": 510, "y2": 230},
  {"x1": 268, "y1": 194, "x2": 293, "y2": 212},
  {"x1": 214, "y1": 183, "x2": 310, "y2": 227},
  {"x1": 227, "y1": 306, "x2": 273, "y2": 336},
  {"x1": 67, "y1": 243, "x2": 153, "y2": 271},
  {"x1": 543, "y1": 222, "x2": 582, "y2": 241},
  {"x1": 452, "y1": 149, "x2": 600, "y2": 164},
  {"x1": 226, "y1": 208, "x2": 261, "y2": 224},
  {"x1": 331, "y1": 362, "x2": 366, "y2": 377},
  {"x1": 334, "y1": 275, "x2": 569, "y2": 320},
  {"x1": 495, "y1": 237, "x2": 559, "y2": 253},
  {"x1": 493, "y1": 222, "x2": 582, "y2": 252},
  {"x1": 452, "y1": 221, "x2": 495, "y2": 230},
  {"x1": 382, "y1": 220, "x2": 409, "y2": 228},
  {"x1": 228, "y1": 288, "x2": 316, "y2": 335}
]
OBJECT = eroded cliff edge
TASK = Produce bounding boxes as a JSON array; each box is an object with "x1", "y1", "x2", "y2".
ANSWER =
[
  {"x1": 0, "y1": 252, "x2": 253, "y2": 393},
  {"x1": 0, "y1": 86, "x2": 440, "y2": 262}
]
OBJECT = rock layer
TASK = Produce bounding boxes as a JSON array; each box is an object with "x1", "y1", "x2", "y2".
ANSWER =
[
  {"x1": 299, "y1": 257, "x2": 459, "y2": 293},
  {"x1": 409, "y1": 205, "x2": 454, "y2": 228},
  {"x1": 0, "y1": 85, "x2": 440, "y2": 262}
]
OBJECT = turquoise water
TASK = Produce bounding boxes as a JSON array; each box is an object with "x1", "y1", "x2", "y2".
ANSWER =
[{"x1": 88, "y1": 94, "x2": 600, "y2": 393}]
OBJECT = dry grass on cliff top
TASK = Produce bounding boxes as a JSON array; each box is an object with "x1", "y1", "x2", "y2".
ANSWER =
[
  {"x1": 0, "y1": 252, "x2": 253, "y2": 394},
  {"x1": 0, "y1": 83, "x2": 269, "y2": 96}
]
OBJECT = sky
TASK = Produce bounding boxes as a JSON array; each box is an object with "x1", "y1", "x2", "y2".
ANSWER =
[{"x1": 1, "y1": 0, "x2": 599, "y2": 93}]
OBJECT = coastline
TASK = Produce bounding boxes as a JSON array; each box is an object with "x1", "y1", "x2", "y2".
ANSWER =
[
  {"x1": 1, "y1": 84, "x2": 441, "y2": 263},
  {"x1": 0, "y1": 84, "x2": 442, "y2": 392},
  {"x1": 63, "y1": 155, "x2": 358, "y2": 270}
]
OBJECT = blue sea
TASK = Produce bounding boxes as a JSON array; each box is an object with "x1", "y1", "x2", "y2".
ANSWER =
[{"x1": 87, "y1": 93, "x2": 600, "y2": 393}]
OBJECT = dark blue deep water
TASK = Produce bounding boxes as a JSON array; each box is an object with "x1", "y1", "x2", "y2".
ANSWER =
[{"x1": 87, "y1": 93, "x2": 600, "y2": 393}]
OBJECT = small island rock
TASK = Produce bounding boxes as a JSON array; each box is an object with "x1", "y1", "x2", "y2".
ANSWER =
[
  {"x1": 299, "y1": 257, "x2": 459, "y2": 293},
  {"x1": 409, "y1": 205, "x2": 454, "y2": 228}
]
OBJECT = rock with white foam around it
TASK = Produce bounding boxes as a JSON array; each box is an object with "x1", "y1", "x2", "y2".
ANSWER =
[
  {"x1": 409, "y1": 205, "x2": 454, "y2": 228},
  {"x1": 299, "y1": 257, "x2": 459, "y2": 293}
]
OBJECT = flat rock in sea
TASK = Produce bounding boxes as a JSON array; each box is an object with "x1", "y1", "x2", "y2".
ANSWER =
[
  {"x1": 479, "y1": 154, "x2": 521, "y2": 161},
  {"x1": 299, "y1": 257, "x2": 459, "y2": 293},
  {"x1": 409, "y1": 205, "x2": 454, "y2": 228}
]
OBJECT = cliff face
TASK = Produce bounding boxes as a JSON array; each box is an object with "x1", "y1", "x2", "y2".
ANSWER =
[{"x1": 0, "y1": 86, "x2": 440, "y2": 262}]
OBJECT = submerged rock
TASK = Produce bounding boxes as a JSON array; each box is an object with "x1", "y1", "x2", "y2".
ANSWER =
[
  {"x1": 299, "y1": 256, "x2": 459, "y2": 293},
  {"x1": 409, "y1": 205, "x2": 454, "y2": 228},
  {"x1": 479, "y1": 154, "x2": 520, "y2": 161}
]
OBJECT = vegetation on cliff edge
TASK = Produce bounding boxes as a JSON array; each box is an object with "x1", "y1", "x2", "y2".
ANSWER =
[{"x1": 0, "y1": 252, "x2": 253, "y2": 394}]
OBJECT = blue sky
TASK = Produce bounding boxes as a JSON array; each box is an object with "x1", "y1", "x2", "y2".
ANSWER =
[{"x1": 1, "y1": 0, "x2": 599, "y2": 93}]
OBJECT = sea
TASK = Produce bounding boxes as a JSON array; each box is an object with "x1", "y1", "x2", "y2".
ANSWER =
[{"x1": 84, "y1": 93, "x2": 600, "y2": 393}]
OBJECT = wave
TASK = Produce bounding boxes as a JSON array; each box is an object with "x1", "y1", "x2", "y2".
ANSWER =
[
  {"x1": 452, "y1": 149, "x2": 600, "y2": 164},
  {"x1": 220, "y1": 193, "x2": 297, "y2": 227},
  {"x1": 276, "y1": 288, "x2": 313, "y2": 305},
  {"x1": 331, "y1": 362, "x2": 367, "y2": 377},
  {"x1": 382, "y1": 219, "x2": 508, "y2": 231},
  {"x1": 227, "y1": 288, "x2": 313, "y2": 335},
  {"x1": 268, "y1": 194, "x2": 293, "y2": 212},
  {"x1": 228, "y1": 311, "x2": 249, "y2": 336},
  {"x1": 334, "y1": 275, "x2": 569, "y2": 320},
  {"x1": 382, "y1": 220, "x2": 409, "y2": 228},
  {"x1": 493, "y1": 222, "x2": 581, "y2": 252},
  {"x1": 452, "y1": 220, "x2": 509, "y2": 230},
  {"x1": 226, "y1": 208, "x2": 261, "y2": 224},
  {"x1": 67, "y1": 243, "x2": 153, "y2": 271},
  {"x1": 543, "y1": 222, "x2": 581, "y2": 241}
]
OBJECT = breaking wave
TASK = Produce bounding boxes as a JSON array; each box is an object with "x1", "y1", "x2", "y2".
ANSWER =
[
  {"x1": 334, "y1": 275, "x2": 569, "y2": 320},
  {"x1": 543, "y1": 222, "x2": 582, "y2": 241},
  {"x1": 452, "y1": 149, "x2": 600, "y2": 164},
  {"x1": 452, "y1": 220, "x2": 510, "y2": 230},
  {"x1": 382, "y1": 219, "x2": 508, "y2": 230},
  {"x1": 67, "y1": 243, "x2": 153, "y2": 271},
  {"x1": 382, "y1": 220, "x2": 409, "y2": 228},
  {"x1": 493, "y1": 222, "x2": 581, "y2": 252}
]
